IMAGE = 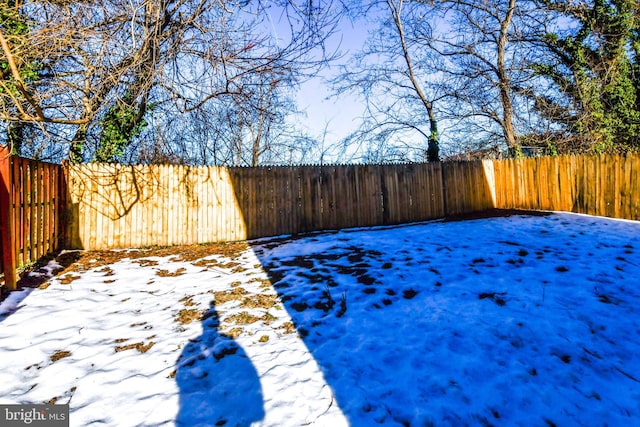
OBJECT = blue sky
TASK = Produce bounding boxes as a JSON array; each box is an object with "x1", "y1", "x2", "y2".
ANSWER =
[{"x1": 292, "y1": 16, "x2": 372, "y2": 151}]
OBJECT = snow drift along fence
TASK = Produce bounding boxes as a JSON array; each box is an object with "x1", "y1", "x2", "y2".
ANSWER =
[{"x1": 0, "y1": 146, "x2": 66, "y2": 290}]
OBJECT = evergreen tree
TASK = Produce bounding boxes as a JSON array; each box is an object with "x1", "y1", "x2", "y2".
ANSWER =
[{"x1": 534, "y1": 0, "x2": 640, "y2": 152}]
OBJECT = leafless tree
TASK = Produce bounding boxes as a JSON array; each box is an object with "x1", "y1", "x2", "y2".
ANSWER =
[
  {"x1": 1, "y1": 0, "x2": 342, "y2": 163},
  {"x1": 337, "y1": 0, "x2": 544, "y2": 160},
  {"x1": 421, "y1": 0, "x2": 541, "y2": 155},
  {"x1": 333, "y1": 0, "x2": 447, "y2": 163}
]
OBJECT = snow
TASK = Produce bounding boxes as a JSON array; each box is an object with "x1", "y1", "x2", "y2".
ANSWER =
[{"x1": 1, "y1": 212, "x2": 639, "y2": 426}]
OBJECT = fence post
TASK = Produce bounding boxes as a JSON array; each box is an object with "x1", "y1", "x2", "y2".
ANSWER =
[{"x1": 0, "y1": 145, "x2": 17, "y2": 290}]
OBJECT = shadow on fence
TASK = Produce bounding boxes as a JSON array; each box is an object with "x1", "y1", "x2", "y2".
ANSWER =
[
  {"x1": 61, "y1": 161, "x2": 497, "y2": 250},
  {"x1": 64, "y1": 164, "x2": 248, "y2": 249}
]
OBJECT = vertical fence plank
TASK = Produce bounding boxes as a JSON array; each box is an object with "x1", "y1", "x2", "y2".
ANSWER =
[
  {"x1": 13, "y1": 159, "x2": 21, "y2": 266},
  {"x1": 632, "y1": 155, "x2": 640, "y2": 220},
  {"x1": 0, "y1": 147, "x2": 16, "y2": 289},
  {"x1": 36, "y1": 161, "x2": 44, "y2": 259}
]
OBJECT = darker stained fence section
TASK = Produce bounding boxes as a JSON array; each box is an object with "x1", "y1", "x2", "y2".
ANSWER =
[
  {"x1": 226, "y1": 162, "x2": 464, "y2": 239},
  {"x1": 0, "y1": 146, "x2": 67, "y2": 290}
]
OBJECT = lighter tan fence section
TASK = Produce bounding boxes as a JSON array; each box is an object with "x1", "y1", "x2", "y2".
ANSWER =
[
  {"x1": 65, "y1": 164, "x2": 247, "y2": 249},
  {"x1": 493, "y1": 154, "x2": 640, "y2": 220}
]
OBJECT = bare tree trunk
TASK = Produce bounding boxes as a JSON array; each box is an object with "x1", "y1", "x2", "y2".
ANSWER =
[
  {"x1": 497, "y1": 0, "x2": 519, "y2": 155},
  {"x1": 388, "y1": 0, "x2": 439, "y2": 161}
]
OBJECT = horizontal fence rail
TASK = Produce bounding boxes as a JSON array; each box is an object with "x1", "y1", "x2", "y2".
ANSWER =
[{"x1": 2, "y1": 151, "x2": 639, "y2": 289}]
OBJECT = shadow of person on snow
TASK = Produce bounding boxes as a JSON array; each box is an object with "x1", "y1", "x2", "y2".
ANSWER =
[{"x1": 176, "y1": 302, "x2": 264, "y2": 426}]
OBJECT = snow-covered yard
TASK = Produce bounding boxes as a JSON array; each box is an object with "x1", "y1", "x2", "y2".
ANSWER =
[{"x1": 1, "y1": 211, "x2": 639, "y2": 426}]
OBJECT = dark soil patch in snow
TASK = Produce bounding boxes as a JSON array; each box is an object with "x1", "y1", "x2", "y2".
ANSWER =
[
  {"x1": 50, "y1": 350, "x2": 72, "y2": 362},
  {"x1": 402, "y1": 289, "x2": 418, "y2": 299},
  {"x1": 479, "y1": 292, "x2": 507, "y2": 306}
]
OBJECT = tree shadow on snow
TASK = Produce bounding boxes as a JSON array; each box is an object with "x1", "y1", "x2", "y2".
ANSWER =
[
  {"x1": 250, "y1": 219, "x2": 640, "y2": 426},
  {"x1": 250, "y1": 235, "x2": 426, "y2": 426},
  {"x1": 176, "y1": 302, "x2": 264, "y2": 426}
]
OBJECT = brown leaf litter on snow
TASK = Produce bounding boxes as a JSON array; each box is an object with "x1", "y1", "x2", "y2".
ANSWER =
[
  {"x1": 2, "y1": 241, "x2": 252, "y2": 297},
  {"x1": 156, "y1": 267, "x2": 187, "y2": 277},
  {"x1": 176, "y1": 309, "x2": 206, "y2": 325},
  {"x1": 114, "y1": 340, "x2": 155, "y2": 353},
  {"x1": 50, "y1": 350, "x2": 72, "y2": 362}
]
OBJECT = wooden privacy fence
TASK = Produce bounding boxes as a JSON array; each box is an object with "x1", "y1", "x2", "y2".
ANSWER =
[
  {"x1": 0, "y1": 146, "x2": 66, "y2": 290},
  {"x1": 63, "y1": 154, "x2": 639, "y2": 250},
  {"x1": 1, "y1": 151, "x2": 639, "y2": 289},
  {"x1": 494, "y1": 155, "x2": 640, "y2": 218},
  {"x1": 63, "y1": 161, "x2": 495, "y2": 249}
]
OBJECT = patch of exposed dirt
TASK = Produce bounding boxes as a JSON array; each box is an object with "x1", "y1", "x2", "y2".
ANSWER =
[
  {"x1": 176, "y1": 308, "x2": 205, "y2": 325},
  {"x1": 402, "y1": 289, "x2": 418, "y2": 299},
  {"x1": 38, "y1": 242, "x2": 250, "y2": 282},
  {"x1": 213, "y1": 288, "x2": 249, "y2": 305},
  {"x1": 2, "y1": 241, "x2": 253, "y2": 302},
  {"x1": 156, "y1": 268, "x2": 186, "y2": 277},
  {"x1": 213, "y1": 342, "x2": 239, "y2": 361},
  {"x1": 57, "y1": 274, "x2": 82, "y2": 285},
  {"x1": 224, "y1": 327, "x2": 244, "y2": 338},
  {"x1": 130, "y1": 322, "x2": 147, "y2": 328},
  {"x1": 180, "y1": 295, "x2": 198, "y2": 307},
  {"x1": 241, "y1": 294, "x2": 278, "y2": 310},
  {"x1": 479, "y1": 292, "x2": 507, "y2": 306},
  {"x1": 192, "y1": 258, "x2": 243, "y2": 271},
  {"x1": 115, "y1": 341, "x2": 155, "y2": 353},
  {"x1": 278, "y1": 322, "x2": 296, "y2": 334},
  {"x1": 95, "y1": 266, "x2": 115, "y2": 276},
  {"x1": 45, "y1": 386, "x2": 76, "y2": 405},
  {"x1": 132, "y1": 259, "x2": 159, "y2": 267},
  {"x1": 224, "y1": 311, "x2": 262, "y2": 325},
  {"x1": 50, "y1": 350, "x2": 72, "y2": 362}
]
